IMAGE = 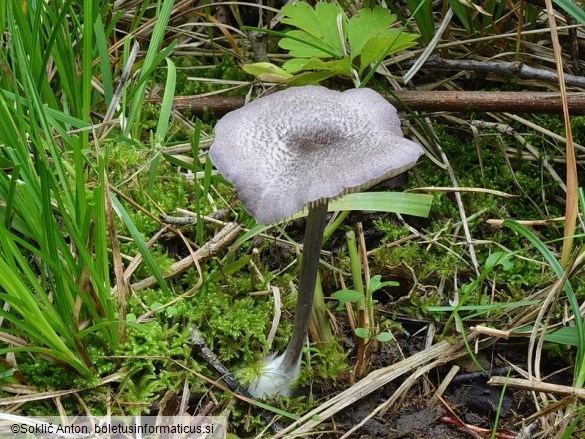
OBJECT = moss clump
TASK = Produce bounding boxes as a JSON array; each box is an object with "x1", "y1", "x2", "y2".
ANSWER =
[
  {"x1": 175, "y1": 55, "x2": 253, "y2": 97},
  {"x1": 184, "y1": 281, "x2": 285, "y2": 364}
]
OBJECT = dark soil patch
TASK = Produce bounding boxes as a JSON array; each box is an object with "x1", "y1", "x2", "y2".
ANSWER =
[{"x1": 318, "y1": 332, "x2": 548, "y2": 438}]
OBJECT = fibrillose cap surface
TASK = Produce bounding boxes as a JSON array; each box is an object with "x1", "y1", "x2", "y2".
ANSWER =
[{"x1": 210, "y1": 85, "x2": 424, "y2": 224}]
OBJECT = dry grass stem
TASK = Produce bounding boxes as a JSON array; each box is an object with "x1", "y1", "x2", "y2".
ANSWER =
[
  {"x1": 410, "y1": 186, "x2": 518, "y2": 198},
  {"x1": 489, "y1": 376, "x2": 585, "y2": 399},
  {"x1": 486, "y1": 217, "x2": 565, "y2": 227},
  {"x1": 131, "y1": 222, "x2": 241, "y2": 291}
]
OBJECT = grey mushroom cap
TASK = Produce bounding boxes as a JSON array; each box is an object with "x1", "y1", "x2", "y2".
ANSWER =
[{"x1": 210, "y1": 85, "x2": 424, "y2": 225}]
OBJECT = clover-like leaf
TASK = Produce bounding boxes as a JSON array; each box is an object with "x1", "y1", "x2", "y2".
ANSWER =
[
  {"x1": 280, "y1": 2, "x2": 347, "y2": 58},
  {"x1": 286, "y1": 70, "x2": 340, "y2": 86},
  {"x1": 485, "y1": 251, "x2": 513, "y2": 271},
  {"x1": 360, "y1": 30, "x2": 418, "y2": 71},
  {"x1": 348, "y1": 6, "x2": 397, "y2": 60}
]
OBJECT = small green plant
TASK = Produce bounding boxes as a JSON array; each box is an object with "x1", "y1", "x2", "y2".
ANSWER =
[
  {"x1": 333, "y1": 275, "x2": 398, "y2": 343},
  {"x1": 242, "y1": 2, "x2": 418, "y2": 86},
  {"x1": 333, "y1": 229, "x2": 402, "y2": 376}
]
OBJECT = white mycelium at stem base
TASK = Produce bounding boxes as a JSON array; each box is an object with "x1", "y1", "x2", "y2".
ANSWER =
[{"x1": 209, "y1": 86, "x2": 424, "y2": 397}]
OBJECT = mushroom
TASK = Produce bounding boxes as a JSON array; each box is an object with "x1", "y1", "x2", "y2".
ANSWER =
[{"x1": 209, "y1": 85, "x2": 423, "y2": 397}]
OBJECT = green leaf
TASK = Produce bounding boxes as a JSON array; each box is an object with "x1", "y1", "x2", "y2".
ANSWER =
[
  {"x1": 0, "y1": 367, "x2": 17, "y2": 381},
  {"x1": 360, "y1": 31, "x2": 419, "y2": 71},
  {"x1": 232, "y1": 192, "x2": 432, "y2": 248},
  {"x1": 367, "y1": 275, "x2": 399, "y2": 294},
  {"x1": 484, "y1": 251, "x2": 513, "y2": 271},
  {"x1": 155, "y1": 58, "x2": 176, "y2": 141},
  {"x1": 355, "y1": 327, "x2": 370, "y2": 339},
  {"x1": 111, "y1": 194, "x2": 172, "y2": 296},
  {"x1": 241, "y1": 62, "x2": 293, "y2": 82},
  {"x1": 554, "y1": 0, "x2": 585, "y2": 27},
  {"x1": 332, "y1": 289, "x2": 364, "y2": 311},
  {"x1": 280, "y1": 2, "x2": 347, "y2": 57},
  {"x1": 282, "y1": 57, "x2": 352, "y2": 75},
  {"x1": 427, "y1": 300, "x2": 541, "y2": 313},
  {"x1": 151, "y1": 302, "x2": 164, "y2": 311},
  {"x1": 406, "y1": 0, "x2": 434, "y2": 44},
  {"x1": 376, "y1": 332, "x2": 393, "y2": 342},
  {"x1": 286, "y1": 70, "x2": 339, "y2": 86},
  {"x1": 279, "y1": 30, "x2": 340, "y2": 58},
  {"x1": 126, "y1": 0, "x2": 175, "y2": 135},
  {"x1": 505, "y1": 219, "x2": 585, "y2": 386},
  {"x1": 328, "y1": 192, "x2": 432, "y2": 217},
  {"x1": 448, "y1": 0, "x2": 475, "y2": 33},
  {"x1": 348, "y1": 6, "x2": 397, "y2": 59},
  {"x1": 539, "y1": 326, "x2": 579, "y2": 347}
]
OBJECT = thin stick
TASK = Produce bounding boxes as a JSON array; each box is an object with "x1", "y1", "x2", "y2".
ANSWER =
[{"x1": 400, "y1": 55, "x2": 585, "y2": 88}]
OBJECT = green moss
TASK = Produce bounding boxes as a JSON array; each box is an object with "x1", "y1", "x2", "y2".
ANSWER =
[
  {"x1": 302, "y1": 340, "x2": 349, "y2": 385},
  {"x1": 174, "y1": 55, "x2": 253, "y2": 97},
  {"x1": 178, "y1": 281, "x2": 283, "y2": 364}
]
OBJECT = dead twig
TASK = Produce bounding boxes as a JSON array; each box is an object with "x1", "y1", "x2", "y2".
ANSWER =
[
  {"x1": 400, "y1": 55, "x2": 585, "y2": 88},
  {"x1": 131, "y1": 222, "x2": 241, "y2": 291},
  {"x1": 410, "y1": 186, "x2": 518, "y2": 198},
  {"x1": 486, "y1": 217, "x2": 565, "y2": 228},
  {"x1": 155, "y1": 91, "x2": 585, "y2": 116}
]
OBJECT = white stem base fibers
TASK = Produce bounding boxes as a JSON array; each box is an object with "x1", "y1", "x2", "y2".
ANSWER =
[{"x1": 247, "y1": 353, "x2": 302, "y2": 398}]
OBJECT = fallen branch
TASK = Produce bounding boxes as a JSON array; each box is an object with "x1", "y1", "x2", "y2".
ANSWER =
[
  {"x1": 400, "y1": 55, "x2": 585, "y2": 88},
  {"x1": 162, "y1": 91, "x2": 585, "y2": 115}
]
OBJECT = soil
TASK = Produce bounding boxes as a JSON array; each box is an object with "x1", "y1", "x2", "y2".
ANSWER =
[{"x1": 320, "y1": 328, "x2": 548, "y2": 438}]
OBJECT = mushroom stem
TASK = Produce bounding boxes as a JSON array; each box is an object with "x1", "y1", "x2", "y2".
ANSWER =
[{"x1": 281, "y1": 200, "x2": 329, "y2": 373}]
